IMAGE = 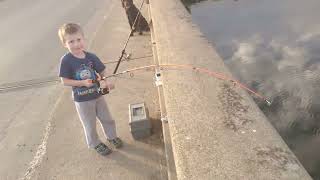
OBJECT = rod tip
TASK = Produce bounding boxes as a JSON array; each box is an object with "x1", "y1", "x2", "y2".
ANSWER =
[{"x1": 266, "y1": 100, "x2": 272, "y2": 106}]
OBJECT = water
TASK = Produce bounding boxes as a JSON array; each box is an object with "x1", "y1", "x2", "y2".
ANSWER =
[{"x1": 184, "y1": 0, "x2": 320, "y2": 178}]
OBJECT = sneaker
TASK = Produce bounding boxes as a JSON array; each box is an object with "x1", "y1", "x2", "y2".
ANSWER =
[
  {"x1": 94, "y1": 143, "x2": 112, "y2": 156},
  {"x1": 108, "y1": 137, "x2": 123, "y2": 148}
]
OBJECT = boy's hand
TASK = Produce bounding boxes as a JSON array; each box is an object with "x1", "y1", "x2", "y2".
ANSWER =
[
  {"x1": 82, "y1": 79, "x2": 94, "y2": 87},
  {"x1": 95, "y1": 72, "x2": 102, "y2": 81},
  {"x1": 99, "y1": 80, "x2": 115, "y2": 90},
  {"x1": 107, "y1": 82, "x2": 115, "y2": 90}
]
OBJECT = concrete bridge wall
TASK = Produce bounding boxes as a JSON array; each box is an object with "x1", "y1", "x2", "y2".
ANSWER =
[{"x1": 148, "y1": 0, "x2": 312, "y2": 179}]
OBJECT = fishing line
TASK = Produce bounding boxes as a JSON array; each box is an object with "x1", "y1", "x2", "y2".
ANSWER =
[
  {"x1": 102, "y1": 63, "x2": 272, "y2": 105},
  {"x1": 103, "y1": 54, "x2": 153, "y2": 64}
]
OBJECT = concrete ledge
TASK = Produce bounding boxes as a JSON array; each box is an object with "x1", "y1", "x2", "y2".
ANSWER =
[{"x1": 149, "y1": 0, "x2": 312, "y2": 179}]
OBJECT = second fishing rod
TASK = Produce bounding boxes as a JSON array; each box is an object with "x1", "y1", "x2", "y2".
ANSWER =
[{"x1": 92, "y1": 0, "x2": 146, "y2": 95}]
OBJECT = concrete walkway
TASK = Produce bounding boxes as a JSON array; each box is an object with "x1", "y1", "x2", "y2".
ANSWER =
[{"x1": 32, "y1": 0, "x2": 167, "y2": 179}]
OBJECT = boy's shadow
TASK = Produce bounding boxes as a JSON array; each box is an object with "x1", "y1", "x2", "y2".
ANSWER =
[
  {"x1": 106, "y1": 140, "x2": 167, "y2": 177},
  {"x1": 106, "y1": 117, "x2": 166, "y2": 175}
]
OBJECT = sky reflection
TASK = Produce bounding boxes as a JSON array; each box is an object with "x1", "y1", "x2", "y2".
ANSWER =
[{"x1": 190, "y1": 0, "x2": 320, "y2": 178}]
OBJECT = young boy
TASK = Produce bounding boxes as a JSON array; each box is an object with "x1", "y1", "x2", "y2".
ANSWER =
[{"x1": 58, "y1": 23, "x2": 122, "y2": 156}]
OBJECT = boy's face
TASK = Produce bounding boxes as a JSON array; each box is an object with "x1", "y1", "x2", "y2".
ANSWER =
[{"x1": 63, "y1": 32, "x2": 85, "y2": 56}]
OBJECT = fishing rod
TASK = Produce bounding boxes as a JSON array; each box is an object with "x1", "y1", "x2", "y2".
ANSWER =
[
  {"x1": 93, "y1": 0, "x2": 147, "y2": 95},
  {"x1": 114, "y1": 0, "x2": 146, "y2": 74},
  {"x1": 101, "y1": 63, "x2": 272, "y2": 105}
]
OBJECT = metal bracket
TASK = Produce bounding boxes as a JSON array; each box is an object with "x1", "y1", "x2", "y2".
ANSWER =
[
  {"x1": 161, "y1": 116, "x2": 168, "y2": 123},
  {"x1": 122, "y1": 52, "x2": 132, "y2": 61},
  {"x1": 154, "y1": 69, "x2": 163, "y2": 86}
]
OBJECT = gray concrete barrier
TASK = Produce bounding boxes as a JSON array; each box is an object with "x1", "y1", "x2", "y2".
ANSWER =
[{"x1": 148, "y1": 0, "x2": 312, "y2": 179}]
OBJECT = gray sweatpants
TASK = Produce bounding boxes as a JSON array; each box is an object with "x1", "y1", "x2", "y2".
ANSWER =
[{"x1": 75, "y1": 96, "x2": 117, "y2": 148}]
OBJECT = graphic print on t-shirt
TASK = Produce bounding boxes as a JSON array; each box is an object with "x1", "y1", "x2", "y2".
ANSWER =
[{"x1": 74, "y1": 64, "x2": 97, "y2": 96}]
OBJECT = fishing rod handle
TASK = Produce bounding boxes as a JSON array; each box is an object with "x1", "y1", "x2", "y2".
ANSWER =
[{"x1": 91, "y1": 79, "x2": 109, "y2": 95}]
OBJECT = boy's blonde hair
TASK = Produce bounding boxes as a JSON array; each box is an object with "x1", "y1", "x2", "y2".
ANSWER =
[{"x1": 58, "y1": 23, "x2": 83, "y2": 44}]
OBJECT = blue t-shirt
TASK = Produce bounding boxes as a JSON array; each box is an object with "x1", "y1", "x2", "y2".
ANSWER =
[{"x1": 58, "y1": 52, "x2": 106, "y2": 102}]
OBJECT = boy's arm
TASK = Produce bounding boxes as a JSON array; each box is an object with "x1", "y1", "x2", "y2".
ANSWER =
[{"x1": 60, "y1": 77, "x2": 94, "y2": 88}]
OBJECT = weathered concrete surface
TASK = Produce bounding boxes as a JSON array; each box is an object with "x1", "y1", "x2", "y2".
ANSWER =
[
  {"x1": 28, "y1": 0, "x2": 167, "y2": 179},
  {"x1": 149, "y1": 0, "x2": 312, "y2": 179},
  {"x1": 0, "y1": 0, "x2": 112, "y2": 179},
  {"x1": 147, "y1": 4, "x2": 178, "y2": 180}
]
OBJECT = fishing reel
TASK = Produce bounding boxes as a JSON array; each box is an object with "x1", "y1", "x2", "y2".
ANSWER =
[{"x1": 92, "y1": 79, "x2": 109, "y2": 95}]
